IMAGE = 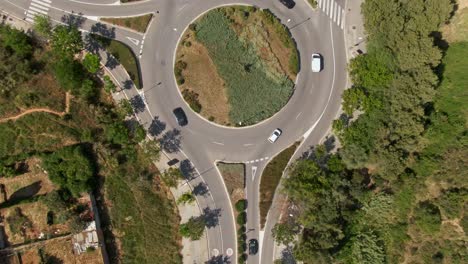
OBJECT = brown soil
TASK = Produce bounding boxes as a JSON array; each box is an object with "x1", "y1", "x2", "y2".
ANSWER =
[
  {"x1": 0, "y1": 92, "x2": 71, "y2": 123},
  {"x1": 442, "y1": 0, "x2": 468, "y2": 43},
  {"x1": 177, "y1": 32, "x2": 231, "y2": 125}
]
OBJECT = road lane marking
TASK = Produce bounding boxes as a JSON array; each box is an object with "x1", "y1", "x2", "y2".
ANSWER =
[
  {"x1": 295, "y1": 112, "x2": 302, "y2": 120},
  {"x1": 341, "y1": 9, "x2": 345, "y2": 29},
  {"x1": 226, "y1": 248, "x2": 233, "y2": 256},
  {"x1": 252, "y1": 166, "x2": 257, "y2": 181},
  {"x1": 213, "y1": 141, "x2": 224, "y2": 146},
  {"x1": 243, "y1": 143, "x2": 254, "y2": 147},
  {"x1": 126, "y1": 36, "x2": 140, "y2": 46}
]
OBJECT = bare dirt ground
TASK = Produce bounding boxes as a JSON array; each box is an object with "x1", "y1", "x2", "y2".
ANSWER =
[
  {"x1": 177, "y1": 32, "x2": 231, "y2": 125},
  {"x1": 0, "y1": 92, "x2": 71, "y2": 123},
  {"x1": 0, "y1": 158, "x2": 55, "y2": 201},
  {"x1": 442, "y1": 0, "x2": 468, "y2": 43}
]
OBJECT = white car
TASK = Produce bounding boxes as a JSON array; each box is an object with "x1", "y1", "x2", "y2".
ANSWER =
[
  {"x1": 311, "y1": 53, "x2": 322, "y2": 72},
  {"x1": 268, "y1": 129, "x2": 282, "y2": 143}
]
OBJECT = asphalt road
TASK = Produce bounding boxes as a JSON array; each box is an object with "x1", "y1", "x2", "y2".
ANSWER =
[{"x1": 0, "y1": 0, "x2": 348, "y2": 263}]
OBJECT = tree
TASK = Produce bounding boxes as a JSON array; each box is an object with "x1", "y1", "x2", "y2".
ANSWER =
[
  {"x1": 83, "y1": 53, "x2": 100, "y2": 74},
  {"x1": 33, "y1": 15, "x2": 52, "y2": 36},
  {"x1": 117, "y1": 99, "x2": 133, "y2": 118},
  {"x1": 132, "y1": 123, "x2": 146, "y2": 143},
  {"x1": 42, "y1": 145, "x2": 95, "y2": 197},
  {"x1": 160, "y1": 167, "x2": 184, "y2": 188},
  {"x1": 177, "y1": 192, "x2": 195, "y2": 205},
  {"x1": 51, "y1": 25, "x2": 83, "y2": 57},
  {"x1": 53, "y1": 57, "x2": 85, "y2": 93},
  {"x1": 179, "y1": 216, "x2": 205, "y2": 240},
  {"x1": 103, "y1": 75, "x2": 117, "y2": 93},
  {"x1": 0, "y1": 26, "x2": 32, "y2": 58},
  {"x1": 80, "y1": 79, "x2": 97, "y2": 100},
  {"x1": 141, "y1": 139, "x2": 161, "y2": 161},
  {"x1": 272, "y1": 221, "x2": 300, "y2": 245},
  {"x1": 105, "y1": 122, "x2": 130, "y2": 145}
]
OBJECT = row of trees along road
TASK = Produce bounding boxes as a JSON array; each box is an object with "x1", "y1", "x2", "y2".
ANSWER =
[{"x1": 274, "y1": 0, "x2": 468, "y2": 264}]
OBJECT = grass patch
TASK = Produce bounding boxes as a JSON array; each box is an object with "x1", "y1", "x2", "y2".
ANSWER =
[
  {"x1": 104, "y1": 165, "x2": 182, "y2": 264},
  {"x1": 92, "y1": 35, "x2": 142, "y2": 89},
  {"x1": 217, "y1": 162, "x2": 245, "y2": 196},
  {"x1": 101, "y1": 14, "x2": 152, "y2": 33},
  {"x1": 193, "y1": 8, "x2": 295, "y2": 125},
  {"x1": 259, "y1": 142, "x2": 299, "y2": 228}
]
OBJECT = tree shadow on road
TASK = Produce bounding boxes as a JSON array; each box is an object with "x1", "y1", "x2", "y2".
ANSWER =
[
  {"x1": 192, "y1": 182, "x2": 209, "y2": 197},
  {"x1": 202, "y1": 207, "x2": 221, "y2": 229},
  {"x1": 180, "y1": 159, "x2": 196, "y2": 180},
  {"x1": 90, "y1": 22, "x2": 116, "y2": 40},
  {"x1": 130, "y1": 95, "x2": 145, "y2": 113},
  {"x1": 148, "y1": 116, "x2": 166, "y2": 137},
  {"x1": 61, "y1": 13, "x2": 85, "y2": 28},
  {"x1": 159, "y1": 129, "x2": 181, "y2": 153},
  {"x1": 205, "y1": 255, "x2": 231, "y2": 264}
]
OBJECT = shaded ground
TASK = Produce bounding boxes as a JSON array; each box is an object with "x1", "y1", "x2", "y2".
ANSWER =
[{"x1": 101, "y1": 14, "x2": 153, "y2": 33}]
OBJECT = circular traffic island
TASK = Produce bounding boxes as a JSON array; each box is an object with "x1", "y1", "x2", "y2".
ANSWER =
[{"x1": 175, "y1": 6, "x2": 299, "y2": 126}]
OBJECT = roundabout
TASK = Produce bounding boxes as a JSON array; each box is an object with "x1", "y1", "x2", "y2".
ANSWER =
[{"x1": 174, "y1": 6, "x2": 299, "y2": 127}]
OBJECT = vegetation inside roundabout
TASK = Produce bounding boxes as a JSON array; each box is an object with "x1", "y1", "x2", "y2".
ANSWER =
[{"x1": 175, "y1": 6, "x2": 299, "y2": 126}]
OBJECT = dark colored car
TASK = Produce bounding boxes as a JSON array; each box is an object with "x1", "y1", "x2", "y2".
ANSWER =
[
  {"x1": 173, "y1": 107, "x2": 188, "y2": 126},
  {"x1": 248, "y1": 239, "x2": 259, "y2": 255},
  {"x1": 167, "y1": 158, "x2": 179, "y2": 166},
  {"x1": 279, "y1": 0, "x2": 296, "y2": 9}
]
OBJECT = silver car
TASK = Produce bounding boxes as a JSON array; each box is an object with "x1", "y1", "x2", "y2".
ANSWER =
[{"x1": 268, "y1": 129, "x2": 282, "y2": 143}]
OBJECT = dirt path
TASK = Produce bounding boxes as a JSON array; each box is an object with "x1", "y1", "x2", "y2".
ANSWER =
[{"x1": 0, "y1": 93, "x2": 71, "y2": 123}]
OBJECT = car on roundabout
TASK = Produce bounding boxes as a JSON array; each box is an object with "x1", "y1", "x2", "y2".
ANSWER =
[
  {"x1": 173, "y1": 107, "x2": 188, "y2": 126},
  {"x1": 279, "y1": 0, "x2": 296, "y2": 9},
  {"x1": 268, "y1": 128, "x2": 282, "y2": 143},
  {"x1": 311, "y1": 53, "x2": 322, "y2": 72},
  {"x1": 248, "y1": 239, "x2": 259, "y2": 255}
]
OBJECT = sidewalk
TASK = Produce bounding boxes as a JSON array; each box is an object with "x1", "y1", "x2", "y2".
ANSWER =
[
  {"x1": 343, "y1": 0, "x2": 367, "y2": 59},
  {"x1": 99, "y1": 44, "x2": 210, "y2": 264}
]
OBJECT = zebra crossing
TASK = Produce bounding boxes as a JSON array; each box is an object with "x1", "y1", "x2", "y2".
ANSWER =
[
  {"x1": 317, "y1": 0, "x2": 345, "y2": 29},
  {"x1": 25, "y1": 0, "x2": 52, "y2": 23}
]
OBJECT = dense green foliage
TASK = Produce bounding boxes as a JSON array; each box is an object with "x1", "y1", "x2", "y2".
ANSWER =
[
  {"x1": 51, "y1": 25, "x2": 83, "y2": 58},
  {"x1": 195, "y1": 9, "x2": 294, "y2": 125},
  {"x1": 283, "y1": 1, "x2": 468, "y2": 263},
  {"x1": 83, "y1": 53, "x2": 101, "y2": 74},
  {"x1": 42, "y1": 145, "x2": 95, "y2": 197}
]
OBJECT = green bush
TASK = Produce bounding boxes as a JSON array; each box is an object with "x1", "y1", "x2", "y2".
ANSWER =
[
  {"x1": 237, "y1": 211, "x2": 247, "y2": 225},
  {"x1": 235, "y1": 199, "x2": 247, "y2": 212},
  {"x1": 414, "y1": 201, "x2": 441, "y2": 234},
  {"x1": 42, "y1": 144, "x2": 95, "y2": 197},
  {"x1": 182, "y1": 89, "x2": 202, "y2": 113}
]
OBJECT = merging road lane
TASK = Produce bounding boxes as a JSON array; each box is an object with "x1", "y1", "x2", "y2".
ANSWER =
[{"x1": 0, "y1": 0, "x2": 348, "y2": 263}]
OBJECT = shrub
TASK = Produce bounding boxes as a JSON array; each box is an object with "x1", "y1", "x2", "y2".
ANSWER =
[
  {"x1": 174, "y1": 60, "x2": 187, "y2": 85},
  {"x1": 6, "y1": 207, "x2": 32, "y2": 236},
  {"x1": 414, "y1": 201, "x2": 441, "y2": 234},
  {"x1": 235, "y1": 199, "x2": 247, "y2": 212},
  {"x1": 179, "y1": 216, "x2": 206, "y2": 240},
  {"x1": 237, "y1": 211, "x2": 247, "y2": 225},
  {"x1": 182, "y1": 89, "x2": 202, "y2": 113}
]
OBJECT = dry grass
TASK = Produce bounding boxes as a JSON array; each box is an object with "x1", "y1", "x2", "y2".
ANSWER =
[
  {"x1": 259, "y1": 142, "x2": 299, "y2": 228},
  {"x1": 177, "y1": 32, "x2": 231, "y2": 124},
  {"x1": 442, "y1": 0, "x2": 468, "y2": 43},
  {"x1": 43, "y1": 237, "x2": 103, "y2": 264},
  {"x1": 231, "y1": 10, "x2": 297, "y2": 80},
  {"x1": 101, "y1": 14, "x2": 153, "y2": 33}
]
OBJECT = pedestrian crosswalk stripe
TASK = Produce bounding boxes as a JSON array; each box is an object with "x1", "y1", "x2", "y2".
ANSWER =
[
  {"x1": 25, "y1": 0, "x2": 52, "y2": 23},
  {"x1": 318, "y1": 0, "x2": 344, "y2": 30}
]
